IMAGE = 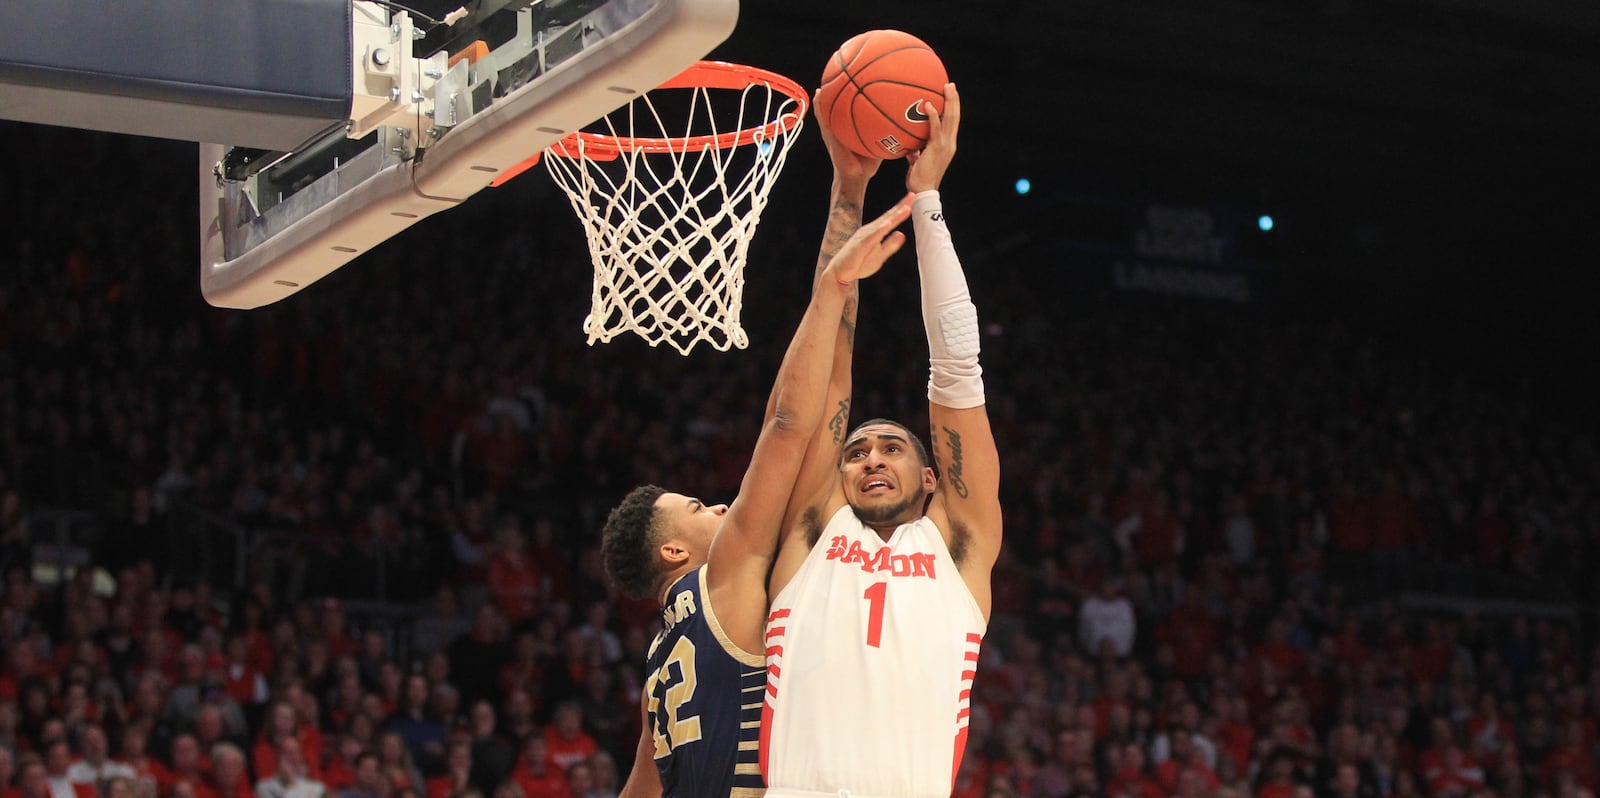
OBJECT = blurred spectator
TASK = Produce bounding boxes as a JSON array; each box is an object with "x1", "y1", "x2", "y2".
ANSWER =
[
  {"x1": 498, "y1": 690, "x2": 540, "y2": 749},
  {"x1": 486, "y1": 521, "x2": 542, "y2": 629},
  {"x1": 384, "y1": 677, "x2": 444, "y2": 777},
  {"x1": 192, "y1": 706, "x2": 245, "y2": 763},
  {"x1": 541, "y1": 704, "x2": 595, "y2": 775},
  {"x1": 1426, "y1": 744, "x2": 1486, "y2": 798},
  {"x1": 560, "y1": 761, "x2": 603, "y2": 798},
  {"x1": 338, "y1": 753, "x2": 389, "y2": 798},
  {"x1": 42, "y1": 742, "x2": 93, "y2": 798},
  {"x1": 65, "y1": 725, "x2": 133, "y2": 784},
  {"x1": 164, "y1": 735, "x2": 212, "y2": 798},
  {"x1": 253, "y1": 736, "x2": 323, "y2": 798},
  {"x1": 508, "y1": 737, "x2": 566, "y2": 798},
  {"x1": 1105, "y1": 741, "x2": 1162, "y2": 798},
  {"x1": 1540, "y1": 717, "x2": 1598, "y2": 793},
  {"x1": 220, "y1": 635, "x2": 269, "y2": 713},
  {"x1": 571, "y1": 604, "x2": 621, "y2": 667},
  {"x1": 322, "y1": 735, "x2": 364, "y2": 792},
  {"x1": 0, "y1": 748, "x2": 16, "y2": 798},
  {"x1": 13, "y1": 753, "x2": 51, "y2": 798},
  {"x1": 424, "y1": 741, "x2": 472, "y2": 798},
  {"x1": 570, "y1": 669, "x2": 625, "y2": 765},
  {"x1": 465, "y1": 701, "x2": 515, "y2": 795},
  {"x1": 410, "y1": 588, "x2": 470, "y2": 660},
  {"x1": 447, "y1": 607, "x2": 508, "y2": 710},
  {"x1": 252, "y1": 702, "x2": 316, "y2": 785},
  {"x1": 1079, "y1": 576, "x2": 1136, "y2": 659},
  {"x1": 117, "y1": 723, "x2": 169, "y2": 796},
  {"x1": 1255, "y1": 750, "x2": 1301, "y2": 798},
  {"x1": 208, "y1": 743, "x2": 252, "y2": 798},
  {"x1": 581, "y1": 753, "x2": 617, "y2": 798},
  {"x1": 374, "y1": 732, "x2": 422, "y2": 796}
]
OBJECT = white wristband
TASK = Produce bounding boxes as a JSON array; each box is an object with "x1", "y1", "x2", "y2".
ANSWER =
[{"x1": 912, "y1": 190, "x2": 985, "y2": 409}]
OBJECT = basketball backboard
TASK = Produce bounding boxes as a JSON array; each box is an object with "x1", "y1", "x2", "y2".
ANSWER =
[{"x1": 196, "y1": 0, "x2": 736, "y2": 308}]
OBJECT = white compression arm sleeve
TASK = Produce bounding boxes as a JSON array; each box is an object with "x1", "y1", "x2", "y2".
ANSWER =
[{"x1": 912, "y1": 190, "x2": 985, "y2": 409}]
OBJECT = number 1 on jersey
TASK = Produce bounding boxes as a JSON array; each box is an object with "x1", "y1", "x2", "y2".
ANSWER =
[{"x1": 863, "y1": 581, "x2": 887, "y2": 647}]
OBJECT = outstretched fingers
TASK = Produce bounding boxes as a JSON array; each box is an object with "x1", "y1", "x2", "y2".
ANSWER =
[
  {"x1": 935, "y1": 82, "x2": 960, "y2": 140},
  {"x1": 828, "y1": 194, "x2": 915, "y2": 284}
]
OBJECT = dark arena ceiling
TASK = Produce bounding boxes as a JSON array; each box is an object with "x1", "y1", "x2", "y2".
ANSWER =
[{"x1": 713, "y1": 0, "x2": 1600, "y2": 198}]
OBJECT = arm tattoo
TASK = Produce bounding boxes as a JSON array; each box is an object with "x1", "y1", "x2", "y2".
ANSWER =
[
  {"x1": 828, "y1": 399, "x2": 852, "y2": 445},
  {"x1": 816, "y1": 199, "x2": 863, "y2": 273},
  {"x1": 941, "y1": 425, "x2": 970, "y2": 499}
]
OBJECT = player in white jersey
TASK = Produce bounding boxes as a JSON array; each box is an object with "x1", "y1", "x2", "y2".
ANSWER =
[
  {"x1": 603, "y1": 160, "x2": 918, "y2": 798},
  {"x1": 761, "y1": 83, "x2": 1003, "y2": 798}
]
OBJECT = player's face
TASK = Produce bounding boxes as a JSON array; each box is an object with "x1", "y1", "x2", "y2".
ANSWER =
[
  {"x1": 840, "y1": 424, "x2": 932, "y2": 524},
  {"x1": 655, "y1": 492, "x2": 727, "y2": 562}
]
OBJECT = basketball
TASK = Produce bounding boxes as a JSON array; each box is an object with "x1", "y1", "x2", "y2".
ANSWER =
[{"x1": 817, "y1": 30, "x2": 948, "y2": 159}]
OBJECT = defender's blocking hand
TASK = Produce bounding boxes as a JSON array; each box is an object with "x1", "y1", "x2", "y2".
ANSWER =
[{"x1": 824, "y1": 194, "x2": 915, "y2": 285}]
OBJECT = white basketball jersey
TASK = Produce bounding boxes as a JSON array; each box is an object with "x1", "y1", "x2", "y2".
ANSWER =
[{"x1": 761, "y1": 506, "x2": 986, "y2": 798}]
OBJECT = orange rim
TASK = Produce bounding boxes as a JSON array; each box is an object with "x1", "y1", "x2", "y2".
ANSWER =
[{"x1": 547, "y1": 60, "x2": 809, "y2": 160}]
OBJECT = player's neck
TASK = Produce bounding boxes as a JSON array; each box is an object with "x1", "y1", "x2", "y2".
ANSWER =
[
  {"x1": 864, "y1": 520, "x2": 900, "y2": 541},
  {"x1": 656, "y1": 565, "x2": 696, "y2": 605}
]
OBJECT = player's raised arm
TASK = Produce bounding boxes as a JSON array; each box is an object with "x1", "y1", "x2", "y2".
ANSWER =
[
  {"x1": 764, "y1": 91, "x2": 878, "y2": 429},
  {"x1": 706, "y1": 196, "x2": 913, "y2": 630},
  {"x1": 908, "y1": 85, "x2": 1003, "y2": 611},
  {"x1": 773, "y1": 95, "x2": 885, "y2": 543}
]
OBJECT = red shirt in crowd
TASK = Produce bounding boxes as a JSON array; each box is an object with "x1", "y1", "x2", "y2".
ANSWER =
[
  {"x1": 1133, "y1": 509, "x2": 1183, "y2": 569},
  {"x1": 512, "y1": 767, "x2": 570, "y2": 798},
  {"x1": 489, "y1": 552, "x2": 543, "y2": 626},
  {"x1": 1107, "y1": 768, "x2": 1164, "y2": 798},
  {"x1": 543, "y1": 727, "x2": 598, "y2": 773},
  {"x1": 1157, "y1": 601, "x2": 1219, "y2": 680}
]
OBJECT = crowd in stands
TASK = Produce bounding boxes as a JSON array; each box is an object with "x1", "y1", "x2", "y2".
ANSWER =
[{"x1": 2, "y1": 123, "x2": 1598, "y2": 798}]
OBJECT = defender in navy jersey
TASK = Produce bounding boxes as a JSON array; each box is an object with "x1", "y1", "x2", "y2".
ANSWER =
[
  {"x1": 601, "y1": 138, "x2": 914, "y2": 798},
  {"x1": 644, "y1": 566, "x2": 766, "y2": 798}
]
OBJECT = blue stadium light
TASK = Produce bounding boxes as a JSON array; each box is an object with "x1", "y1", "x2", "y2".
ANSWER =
[
  {"x1": 1014, "y1": 177, "x2": 1031, "y2": 196},
  {"x1": 1258, "y1": 214, "x2": 1275, "y2": 232}
]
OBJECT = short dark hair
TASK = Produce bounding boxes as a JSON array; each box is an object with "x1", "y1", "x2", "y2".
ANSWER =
[
  {"x1": 847, "y1": 418, "x2": 931, "y2": 468},
  {"x1": 601, "y1": 485, "x2": 668, "y2": 601}
]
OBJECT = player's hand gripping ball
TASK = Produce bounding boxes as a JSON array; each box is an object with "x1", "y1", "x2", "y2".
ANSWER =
[{"x1": 817, "y1": 30, "x2": 948, "y2": 159}]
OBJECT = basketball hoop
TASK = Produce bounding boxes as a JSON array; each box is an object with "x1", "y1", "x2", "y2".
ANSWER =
[{"x1": 542, "y1": 60, "x2": 809, "y2": 354}]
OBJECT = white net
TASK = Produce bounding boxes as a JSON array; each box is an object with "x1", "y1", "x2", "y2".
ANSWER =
[{"x1": 542, "y1": 63, "x2": 806, "y2": 355}]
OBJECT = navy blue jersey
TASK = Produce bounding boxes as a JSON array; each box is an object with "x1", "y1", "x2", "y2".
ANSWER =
[{"x1": 646, "y1": 565, "x2": 766, "y2": 798}]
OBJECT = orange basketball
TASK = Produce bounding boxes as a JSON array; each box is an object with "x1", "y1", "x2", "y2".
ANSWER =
[{"x1": 817, "y1": 30, "x2": 948, "y2": 160}]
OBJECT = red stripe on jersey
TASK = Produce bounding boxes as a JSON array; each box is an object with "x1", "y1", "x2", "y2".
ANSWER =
[
  {"x1": 959, "y1": 689, "x2": 971, "y2": 700},
  {"x1": 965, "y1": 633, "x2": 983, "y2": 644},
  {"x1": 957, "y1": 708, "x2": 971, "y2": 721},
  {"x1": 765, "y1": 682, "x2": 778, "y2": 697},
  {"x1": 767, "y1": 664, "x2": 781, "y2": 678},
  {"x1": 766, "y1": 627, "x2": 786, "y2": 640},
  {"x1": 964, "y1": 651, "x2": 979, "y2": 661},
  {"x1": 765, "y1": 646, "x2": 783, "y2": 657},
  {"x1": 951, "y1": 725, "x2": 971, "y2": 791},
  {"x1": 961, "y1": 670, "x2": 976, "y2": 681},
  {"x1": 768, "y1": 609, "x2": 792, "y2": 621}
]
